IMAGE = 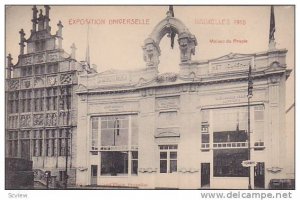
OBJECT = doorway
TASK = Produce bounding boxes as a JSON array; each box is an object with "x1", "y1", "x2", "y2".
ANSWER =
[
  {"x1": 201, "y1": 163, "x2": 210, "y2": 188},
  {"x1": 91, "y1": 165, "x2": 98, "y2": 185},
  {"x1": 254, "y1": 162, "x2": 265, "y2": 189}
]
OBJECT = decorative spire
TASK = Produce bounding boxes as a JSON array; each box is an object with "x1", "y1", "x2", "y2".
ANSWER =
[
  {"x1": 6, "y1": 54, "x2": 13, "y2": 79},
  {"x1": 56, "y1": 20, "x2": 63, "y2": 49},
  {"x1": 70, "y1": 43, "x2": 77, "y2": 60},
  {"x1": 44, "y1": 5, "x2": 51, "y2": 31},
  {"x1": 269, "y1": 6, "x2": 276, "y2": 50},
  {"x1": 85, "y1": 25, "x2": 90, "y2": 66},
  {"x1": 37, "y1": 9, "x2": 44, "y2": 31},
  {"x1": 31, "y1": 6, "x2": 38, "y2": 32},
  {"x1": 19, "y1": 29, "x2": 25, "y2": 55}
]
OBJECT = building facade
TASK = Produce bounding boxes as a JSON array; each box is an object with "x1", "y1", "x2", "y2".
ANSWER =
[
  {"x1": 75, "y1": 11, "x2": 293, "y2": 189},
  {"x1": 5, "y1": 6, "x2": 94, "y2": 187}
]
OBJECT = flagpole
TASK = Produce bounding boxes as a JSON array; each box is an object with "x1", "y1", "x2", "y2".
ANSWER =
[{"x1": 247, "y1": 64, "x2": 253, "y2": 190}]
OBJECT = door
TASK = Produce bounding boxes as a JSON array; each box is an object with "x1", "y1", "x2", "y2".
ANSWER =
[
  {"x1": 91, "y1": 165, "x2": 98, "y2": 185},
  {"x1": 254, "y1": 162, "x2": 265, "y2": 189},
  {"x1": 201, "y1": 163, "x2": 210, "y2": 188}
]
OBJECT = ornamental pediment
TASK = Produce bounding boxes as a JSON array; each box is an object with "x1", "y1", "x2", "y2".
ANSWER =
[{"x1": 209, "y1": 52, "x2": 254, "y2": 62}]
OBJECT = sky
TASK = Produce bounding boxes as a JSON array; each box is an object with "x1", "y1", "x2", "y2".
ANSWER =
[{"x1": 5, "y1": 5, "x2": 294, "y2": 108}]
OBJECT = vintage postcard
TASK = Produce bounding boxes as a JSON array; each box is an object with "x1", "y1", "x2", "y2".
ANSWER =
[{"x1": 5, "y1": 5, "x2": 294, "y2": 191}]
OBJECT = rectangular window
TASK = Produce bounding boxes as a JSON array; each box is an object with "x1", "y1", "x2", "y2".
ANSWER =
[
  {"x1": 100, "y1": 116, "x2": 129, "y2": 146},
  {"x1": 254, "y1": 105, "x2": 265, "y2": 149},
  {"x1": 98, "y1": 115, "x2": 138, "y2": 176},
  {"x1": 213, "y1": 108, "x2": 247, "y2": 133},
  {"x1": 7, "y1": 131, "x2": 18, "y2": 157},
  {"x1": 58, "y1": 129, "x2": 70, "y2": 156},
  {"x1": 101, "y1": 151, "x2": 128, "y2": 176},
  {"x1": 8, "y1": 91, "x2": 19, "y2": 113},
  {"x1": 100, "y1": 151, "x2": 138, "y2": 176},
  {"x1": 20, "y1": 131, "x2": 30, "y2": 160},
  {"x1": 131, "y1": 151, "x2": 138, "y2": 175},
  {"x1": 45, "y1": 129, "x2": 56, "y2": 156},
  {"x1": 32, "y1": 130, "x2": 43, "y2": 157},
  {"x1": 213, "y1": 149, "x2": 249, "y2": 177},
  {"x1": 91, "y1": 117, "x2": 98, "y2": 150},
  {"x1": 159, "y1": 145, "x2": 178, "y2": 173}
]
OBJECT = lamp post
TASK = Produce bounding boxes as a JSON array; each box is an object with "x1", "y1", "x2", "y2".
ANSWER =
[
  {"x1": 247, "y1": 64, "x2": 253, "y2": 190},
  {"x1": 112, "y1": 118, "x2": 119, "y2": 176}
]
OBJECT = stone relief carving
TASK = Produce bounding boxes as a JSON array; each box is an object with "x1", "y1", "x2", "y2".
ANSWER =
[
  {"x1": 20, "y1": 115, "x2": 31, "y2": 128},
  {"x1": 35, "y1": 54, "x2": 46, "y2": 63},
  {"x1": 48, "y1": 53, "x2": 59, "y2": 62},
  {"x1": 33, "y1": 114, "x2": 44, "y2": 126},
  {"x1": 156, "y1": 96, "x2": 179, "y2": 110},
  {"x1": 9, "y1": 80, "x2": 19, "y2": 90},
  {"x1": 22, "y1": 79, "x2": 31, "y2": 89},
  {"x1": 60, "y1": 74, "x2": 72, "y2": 84},
  {"x1": 156, "y1": 73, "x2": 177, "y2": 83},
  {"x1": 45, "y1": 113, "x2": 58, "y2": 126},
  {"x1": 142, "y1": 38, "x2": 161, "y2": 67},
  {"x1": 178, "y1": 32, "x2": 197, "y2": 63},
  {"x1": 34, "y1": 77, "x2": 44, "y2": 87},
  {"x1": 47, "y1": 76, "x2": 57, "y2": 86},
  {"x1": 23, "y1": 56, "x2": 33, "y2": 65}
]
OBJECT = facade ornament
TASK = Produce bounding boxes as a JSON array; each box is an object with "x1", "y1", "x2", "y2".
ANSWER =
[
  {"x1": 60, "y1": 73, "x2": 72, "y2": 84},
  {"x1": 267, "y1": 167, "x2": 282, "y2": 174},
  {"x1": 33, "y1": 114, "x2": 44, "y2": 126},
  {"x1": 34, "y1": 77, "x2": 44, "y2": 87},
  {"x1": 9, "y1": 79, "x2": 19, "y2": 90},
  {"x1": 47, "y1": 76, "x2": 57, "y2": 86},
  {"x1": 142, "y1": 38, "x2": 161, "y2": 67},
  {"x1": 178, "y1": 32, "x2": 197, "y2": 63},
  {"x1": 156, "y1": 73, "x2": 178, "y2": 83}
]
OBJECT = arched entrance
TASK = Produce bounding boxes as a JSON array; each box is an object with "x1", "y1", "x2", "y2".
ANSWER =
[{"x1": 142, "y1": 15, "x2": 198, "y2": 68}]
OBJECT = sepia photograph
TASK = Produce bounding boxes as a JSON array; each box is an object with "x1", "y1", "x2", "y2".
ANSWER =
[{"x1": 4, "y1": 5, "x2": 295, "y2": 190}]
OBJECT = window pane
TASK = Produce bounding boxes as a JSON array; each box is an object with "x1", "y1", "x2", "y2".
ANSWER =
[
  {"x1": 170, "y1": 160, "x2": 177, "y2": 173},
  {"x1": 132, "y1": 151, "x2": 138, "y2": 159},
  {"x1": 202, "y1": 134, "x2": 209, "y2": 143},
  {"x1": 213, "y1": 149, "x2": 248, "y2": 177},
  {"x1": 170, "y1": 152, "x2": 177, "y2": 159},
  {"x1": 160, "y1": 160, "x2": 167, "y2": 173},
  {"x1": 160, "y1": 152, "x2": 167, "y2": 159},
  {"x1": 132, "y1": 160, "x2": 138, "y2": 175},
  {"x1": 101, "y1": 152, "x2": 128, "y2": 176},
  {"x1": 213, "y1": 131, "x2": 247, "y2": 143}
]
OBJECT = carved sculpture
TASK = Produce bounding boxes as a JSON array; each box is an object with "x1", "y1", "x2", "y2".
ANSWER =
[
  {"x1": 178, "y1": 32, "x2": 197, "y2": 63},
  {"x1": 142, "y1": 38, "x2": 160, "y2": 67}
]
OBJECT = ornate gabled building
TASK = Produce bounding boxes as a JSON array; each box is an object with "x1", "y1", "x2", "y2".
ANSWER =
[
  {"x1": 5, "y1": 6, "x2": 95, "y2": 187},
  {"x1": 75, "y1": 7, "x2": 293, "y2": 189}
]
